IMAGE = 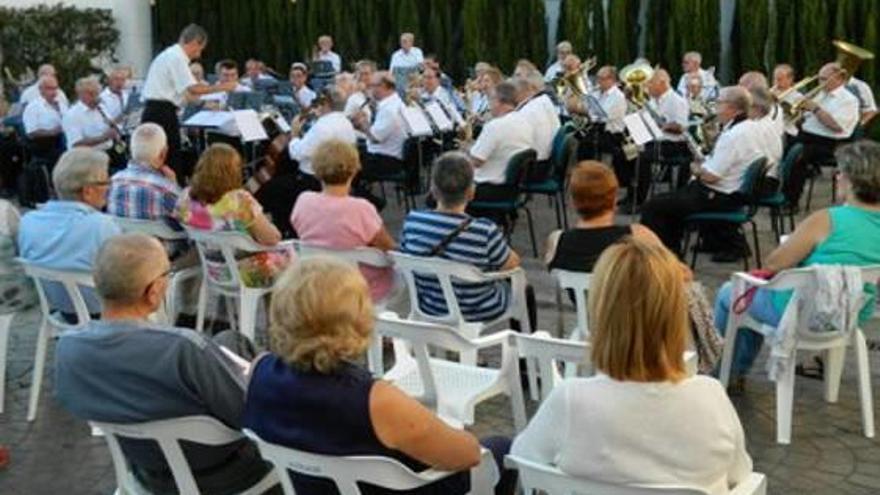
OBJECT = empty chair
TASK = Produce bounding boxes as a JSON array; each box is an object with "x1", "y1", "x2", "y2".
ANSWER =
[{"x1": 512, "y1": 331, "x2": 590, "y2": 401}]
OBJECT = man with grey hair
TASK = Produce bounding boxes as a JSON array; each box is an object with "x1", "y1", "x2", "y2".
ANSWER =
[
  {"x1": 22, "y1": 75, "x2": 69, "y2": 165},
  {"x1": 54, "y1": 233, "x2": 275, "y2": 494},
  {"x1": 745, "y1": 87, "x2": 783, "y2": 183},
  {"x1": 544, "y1": 40, "x2": 573, "y2": 82},
  {"x1": 107, "y1": 122, "x2": 181, "y2": 221},
  {"x1": 18, "y1": 148, "x2": 121, "y2": 317},
  {"x1": 515, "y1": 71, "x2": 560, "y2": 164},
  {"x1": 641, "y1": 86, "x2": 763, "y2": 260},
  {"x1": 19, "y1": 63, "x2": 70, "y2": 107},
  {"x1": 289, "y1": 85, "x2": 357, "y2": 187},
  {"x1": 389, "y1": 32, "x2": 424, "y2": 71},
  {"x1": 61, "y1": 76, "x2": 119, "y2": 166},
  {"x1": 401, "y1": 151, "x2": 528, "y2": 325},
  {"x1": 677, "y1": 51, "x2": 718, "y2": 100},
  {"x1": 99, "y1": 66, "x2": 132, "y2": 121}
]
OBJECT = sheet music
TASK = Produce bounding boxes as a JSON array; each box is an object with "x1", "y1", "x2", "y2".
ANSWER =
[
  {"x1": 274, "y1": 115, "x2": 291, "y2": 133},
  {"x1": 638, "y1": 109, "x2": 664, "y2": 139},
  {"x1": 400, "y1": 106, "x2": 434, "y2": 137},
  {"x1": 623, "y1": 113, "x2": 653, "y2": 146},
  {"x1": 233, "y1": 109, "x2": 269, "y2": 142},
  {"x1": 184, "y1": 110, "x2": 234, "y2": 128},
  {"x1": 424, "y1": 102, "x2": 454, "y2": 132},
  {"x1": 442, "y1": 101, "x2": 465, "y2": 126}
]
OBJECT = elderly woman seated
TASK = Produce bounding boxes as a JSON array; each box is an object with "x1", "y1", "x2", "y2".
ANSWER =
[
  {"x1": 513, "y1": 237, "x2": 753, "y2": 494},
  {"x1": 290, "y1": 139, "x2": 396, "y2": 302},
  {"x1": 715, "y1": 140, "x2": 880, "y2": 387},
  {"x1": 175, "y1": 143, "x2": 290, "y2": 287},
  {"x1": 243, "y1": 257, "x2": 515, "y2": 495}
]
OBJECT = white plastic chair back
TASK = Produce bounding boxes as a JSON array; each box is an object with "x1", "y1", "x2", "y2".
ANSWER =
[
  {"x1": 184, "y1": 228, "x2": 267, "y2": 294},
  {"x1": 244, "y1": 429, "x2": 497, "y2": 495},
  {"x1": 514, "y1": 331, "x2": 589, "y2": 401},
  {"x1": 505, "y1": 455, "x2": 767, "y2": 495},
  {"x1": 389, "y1": 251, "x2": 531, "y2": 333},
  {"x1": 293, "y1": 240, "x2": 392, "y2": 269},
  {"x1": 113, "y1": 217, "x2": 188, "y2": 241},
  {"x1": 16, "y1": 258, "x2": 95, "y2": 329},
  {"x1": 91, "y1": 416, "x2": 277, "y2": 495},
  {"x1": 552, "y1": 269, "x2": 591, "y2": 339}
]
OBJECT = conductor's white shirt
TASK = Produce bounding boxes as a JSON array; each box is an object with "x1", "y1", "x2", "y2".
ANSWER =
[
  {"x1": 288, "y1": 112, "x2": 357, "y2": 176},
  {"x1": 469, "y1": 110, "x2": 533, "y2": 185},
  {"x1": 142, "y1": 44, "x2": 196, "y2": 107},
  {"x1": 62, "y1": 101, "x2": 113, "y2": 151}
]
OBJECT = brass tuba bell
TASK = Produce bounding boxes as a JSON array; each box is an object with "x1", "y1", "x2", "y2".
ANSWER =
[{"x1": 620, "y1": 60, "x2": 654, "y2": 107}]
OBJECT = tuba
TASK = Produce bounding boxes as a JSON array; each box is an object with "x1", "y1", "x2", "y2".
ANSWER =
[{"x1": 620, "y1": 60, "x2": 654, "y2": 108}]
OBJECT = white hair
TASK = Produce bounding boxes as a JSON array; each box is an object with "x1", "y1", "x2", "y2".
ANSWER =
[
  {"x1": 53, "y1": 148, "x2": 109, "y2": 200},
  {"x1": 94, "y1": 233, "x2": 167, "y2": 304},
  {"x1": 37, "y1": 75, "x2": 57, "y2": 89},
  {"x1": 130, "y1": 123, "x2": 168, "y2": 166},
  {"x1": 684, "y1": 51, "x2": 702, "y2": 64},
  {"x1": 75, "y1": 76, "x2": 101, "y2": 94}
]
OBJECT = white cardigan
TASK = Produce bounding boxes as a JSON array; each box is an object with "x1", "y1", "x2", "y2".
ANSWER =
[{"x1": 511, "y1": 374, "x2": 753, "y2": 495}]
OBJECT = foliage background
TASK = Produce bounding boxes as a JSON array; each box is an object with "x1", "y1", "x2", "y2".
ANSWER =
[{"x1": 0, "y1": 4, "x2": 119, "y2": 97}]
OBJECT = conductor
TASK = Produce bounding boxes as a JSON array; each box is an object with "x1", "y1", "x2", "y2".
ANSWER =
[{"x1": 140, "y1": 24, "x2": 235, "y2": 180}]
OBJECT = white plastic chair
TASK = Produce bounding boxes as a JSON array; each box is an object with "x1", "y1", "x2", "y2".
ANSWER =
[
  {"x1": 90, "y1": 415, "x2": 278, "y2": 495},
  {"x1": 505, "y1": 455, "x2": 767, "y2": 495},
  {"x1": 185, "y1": 228, "x2": 295, "y2": 341},
  {"x1": 244, "y1": 428, "x2": 498, "y2": 495},
  {"x1": 718, "y1": 265, "x2": 880, "y2": 444},
  {"x1": 16, "y1": 259, "x2": 95, "y2": 421},
  {"x1": 114, "y1": 217, "x2": 200, "y2": 324},
  {"x1": 373, "y1": 312, "x2": 528, "y2": 431},
  {"x1": 0, "y1": 313, "x2": 13, "y2": 414},
  {"x1": 551, "y1": 269, "x2": 592, "y2": 340},
  {"x1": 292, "y1": 240, "x2": 394, "y2": 309}
]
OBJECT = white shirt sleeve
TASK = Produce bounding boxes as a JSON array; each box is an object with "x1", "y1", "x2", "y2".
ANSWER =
[
  {"x1": 511, "y1": 380, "x2": 568, "y2": 465},
  {"x1": 468, "y1": 120, "x2": 498, "y2": 162},
  {"x1": 669, "y1": 96, "x2": 690, "y2": 127},
  {"x1": 833, "y1": 96, "x2": 861, "y2": 135},
  {"x1": 370, "y1": 106, "x2": 398, "y2": 143},
  {"x1": 702, "y1": 131, "x2": 737, "y2": 178},
  {"x1": 171, "y1": 55, "x2": 197, "y2": 95},
  {"x1": 22, "y1": 102, "x2": 40, "y2": 134},
  {"x1": 62, "y1": 110, "x2": 85, "y2": 148},
  {"x1": 722, "y1": 392, "x2": 753, "y2": 487}
]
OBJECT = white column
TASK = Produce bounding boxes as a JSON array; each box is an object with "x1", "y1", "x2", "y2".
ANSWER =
[
  {"x1": 719, "y1": 0, "x2": 736, "y2": 83},
  {"x1": 110, "y1": 0, "x2": 154, "y2": 78},
  {"x1": 545, "y1": 0, "x2": 563, "y2": 62}
]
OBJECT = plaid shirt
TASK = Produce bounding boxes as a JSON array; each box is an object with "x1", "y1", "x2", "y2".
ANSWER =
[{"x1": 108, "y1": 162, "x2": 181, "y2": 220}]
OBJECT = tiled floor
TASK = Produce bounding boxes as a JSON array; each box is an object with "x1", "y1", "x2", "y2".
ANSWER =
[{"x1": 1, "y1": 172, "x2": 878, "y2": 494}]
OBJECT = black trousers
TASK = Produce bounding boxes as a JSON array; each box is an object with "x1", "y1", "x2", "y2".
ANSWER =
[
  {"x1": 785, "y1": 131, "x2": 846, "y2": 206},
  {"x1": 640, "y1": 181, "x2": 745, "y2": 257},
  {"x1": 141, "y1": 100, "x2": 185, "y2": 182}
]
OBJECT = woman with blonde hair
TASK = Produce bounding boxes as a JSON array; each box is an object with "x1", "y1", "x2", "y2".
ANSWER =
[
  {"x1": 513, "y1": 238, "x2": 752, "y2": 494},
  {"x1": 243, "y1": 257, "x2": 515, "y2": 494},
  {"x1": 175, "y1": 143, "x2": 288, "y2": 286}
]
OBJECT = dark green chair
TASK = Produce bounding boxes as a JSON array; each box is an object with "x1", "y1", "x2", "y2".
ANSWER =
[
  {"x1": 469, "y1": 148, "x2": 539, "y2": 256},
  {"x1": 682, "y1": 156, "x2": 768, "y2": 270},
  {"x1": 522, "y1": 125, "x2": 579, "y2": 229},
  {"x1": 759, "y1": 143, "x2": 803, "y2": 239}
]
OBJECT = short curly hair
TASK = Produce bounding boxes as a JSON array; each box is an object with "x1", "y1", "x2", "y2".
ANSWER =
[
  {"x1": 836, "y1": 140, "x2": 880, "y2": 204},
  {"x1": 269, "y1": 257, "x2": 374, "y2": 374},
  {"x1": 313, "y1": 139, "x2": 361, "y2": 185},
  {"x1": 189, "y1": 143, "x2": 243, "y2": 204},
  {"x1": 568, "y1": 161, "x2": 619, "y2": 220}
]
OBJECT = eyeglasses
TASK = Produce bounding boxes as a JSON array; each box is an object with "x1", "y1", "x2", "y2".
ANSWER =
[
  {"x1": 87, "y1": 180, "x2": 111, "y2": 187},
  {"x1": 143, "y1": 268, "x2": 171, "y2": 295}
]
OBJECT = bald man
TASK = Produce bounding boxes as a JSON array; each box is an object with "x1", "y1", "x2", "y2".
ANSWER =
[
  {"x1": 19, "y1": 64, "x2": 70, "y2": 107},
  {"x1": 55, "y1": 233, "x2": 274, "y2": 494}
]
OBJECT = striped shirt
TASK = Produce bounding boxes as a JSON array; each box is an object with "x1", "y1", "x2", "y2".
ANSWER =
[
  {"x1": 400, "y1": 210, "x2": 511, "y2": 322},
  {"x1": 108, "y1": 162, "x2": 181, "y2": 221}
]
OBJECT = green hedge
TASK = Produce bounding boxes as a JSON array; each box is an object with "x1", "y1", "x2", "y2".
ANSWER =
[
  {"x1": 155, "y1": 0, "x2": 547, "y2": 82},
  {"x1": 0, "y1": 4, "x2": 119, "y2": 98}
]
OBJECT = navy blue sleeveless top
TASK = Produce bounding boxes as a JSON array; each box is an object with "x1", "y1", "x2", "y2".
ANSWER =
[{"x1": 243, "y1": 354, "x2": 460, "y2": 494}]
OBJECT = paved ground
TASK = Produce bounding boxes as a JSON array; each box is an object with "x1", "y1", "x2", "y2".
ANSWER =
[{"x1": 2, "y1": 171, "x2": 879, "y2": 494}]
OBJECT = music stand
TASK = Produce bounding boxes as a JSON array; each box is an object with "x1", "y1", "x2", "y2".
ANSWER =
[{"x1": 227, "y1": 92, "x2": 266, "y2": 112}]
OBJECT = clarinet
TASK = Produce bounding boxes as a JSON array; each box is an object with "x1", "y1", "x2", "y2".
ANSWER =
[{"x1": 95, "y1": 100, "x2": 128, "y2": 155}]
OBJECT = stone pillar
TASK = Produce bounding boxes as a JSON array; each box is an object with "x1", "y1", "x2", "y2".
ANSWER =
[
  {"x1": 545, "y1": 0, "x2": 563, "y2": 62},
  {"x1": 110, "y1": 0, "x2": 154, "y2": 78}
]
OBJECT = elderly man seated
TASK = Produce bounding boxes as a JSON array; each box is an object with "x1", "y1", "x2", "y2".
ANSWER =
[
  {"x1": 108, "y1": 123, "x2": 180, "y2": 221},
  {"x1": 54, "y1": 233, "x2": 276, "y2": 494},
  {"x1": 62, "y1": 76, "x2": 125, "y2": 170},
  {"x1": 18, "y1": 148, "x2": 121, "y2": 319},
  {"x1": 22, "y1": 75, "x2": 68, "y2": 166}
]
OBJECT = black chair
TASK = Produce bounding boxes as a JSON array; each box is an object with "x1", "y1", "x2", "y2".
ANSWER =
[
  {"x1": 361, "y1": 138, "x2": 421, "y2": 212},
  {"x1": 758, "y1": 143, "x2": 802, "y2": 238},
  {"x1": 522, "y1": 125, "x2": 578, "y2": 229}
]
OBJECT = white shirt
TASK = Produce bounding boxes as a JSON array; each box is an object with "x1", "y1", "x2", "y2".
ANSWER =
[
  {"x1": 367, "y1": 93, "x2": 407, "y2": 160},
  {"x1": 771, "y1": 89, "x2": 803, "y2": 136},
  {"x1": 288, "y1": 112, "x2": 357, "y2": 176},
  {"x1": 593, "y1": 85, "x2": 627, "y2": 133},
  {"x1": 847, "y1": 77, "x2": 877, "y2": 115},
  {"x1": 20, "y1": 83, "x2": 69, "y2": 107},
  {"x1": 745, "y1": 116, "x2": 783, "y2": 178},
  {"x1": 702, "y1": 118, "x2": 763, "y2": 195},
  {"x1": 344, "y1": 91, "x2": 372, "y2": 123},
  {"x1": 649, "y1": 89, "x2": 690, "y2": 142},
  {"x1": 423, "y1": 85, "x2": 454, "y2": 109},
  {"x1": 517, "y1": 94, "x2": 560, "y2": 161},
  {"x1": 295, "y1": 85, "x2": 317, "y2": 108},
  {"x1": 544, "y1": 61, "x2": 564, "y2": 82},
  {"x1": 389, "y1": 47, "x2": 424, "y2": 71},
  {"x1": 469, "y1": 111, "x2": 533, "y2": 185},
  {"x1": 142, "y1": 44, "x2": 197, "y2": 107},
  {"x1": 22, "y1": 95, "x2": 68, "y2": 135},
  {"x1": 99, "y1": 87, "x2": 131, "y2": 121},
  {"x1": 317, "y1": 51, "x2": 342, "y2": 73},
  {"x1": 62, "y1": 101, "x2": 113, "y2": 151},
  {"x1": 801, "y1": 85, "x2": 860, "y2": 139},
  {"x1": 470, "y1": 92, "x2": 489, "y2": 116},
  {"x1": 511, "y1": 375, "x2": 752, "y2": 495},
  {"x1": 676, "y1": 68, "x2": 718, "y2": 100},
  {"x1": 241, "y1": 73, "x2": 274, "y2": 88}
]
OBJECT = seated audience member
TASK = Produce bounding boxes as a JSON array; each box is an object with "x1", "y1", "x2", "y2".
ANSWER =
[
  {"x1": 19, "y1": 64, "x2": 70, "y2": 107},
  {"x1": 18, "y1": 149, "x2": 120, "y2": 317},
  {"x1": 640, "y1": 86, "x2": 762, "y2": 259},
  {"x1": 401, "y1": 152, "x2": 532, "y2": 326},
  {"x1": 108, "y1": 123, "x2": 180, "y2": 221},
  {"x1": 290, "y1": 63, "x2": 317, "y2": 109},
  {"x1": 22, "y1": 75, "x2": 68, "y2": 164},
  {"x1": 291, "y1": 140, "x2": 395, "y2": 302},
  {"x1": 513, "y1": 237, "x2": 753, "y2": 494},
  {"x1": 314, "y1": 35, "x2": 342, "y2": 73},
  {"x1": 289, "y1": 87, "x2": 357, "y2": 190},
  {"x1": 175, "y1": 143, "x2": 290, "y2": 287},
  {"x1": 714, "y1": 140, "x2": 880, "y2": 387},
  {"x1": 243, "y1": 257, "x2": 515, "y2": 495},
  {"x1": 545, "y1": 161, "x2": 666, "y2": 272},
  {"x1": 352, "y1": 71, "x2": 410, "y2": 187},
  {"x1": 514, "y1": 71, "x2": 560, "y2": 165},
  {"x1": 55, "y1": 233, "x2": 275, "y2": 495}
]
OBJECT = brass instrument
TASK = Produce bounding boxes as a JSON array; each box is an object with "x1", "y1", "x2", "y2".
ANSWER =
[
  {"x1": 620, "y1": 61, "x2": 654, "y2": 108},
  {"x1": 553, "y1": 56, "x2": 597, "y2": 99}
]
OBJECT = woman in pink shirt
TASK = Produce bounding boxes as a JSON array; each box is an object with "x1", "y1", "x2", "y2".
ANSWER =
[{"x1": 290, "y1": 139, "x2": 396, "y2": 301}]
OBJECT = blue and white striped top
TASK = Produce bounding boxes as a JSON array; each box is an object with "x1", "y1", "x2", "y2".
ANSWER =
[{"x1": 400, "y1": 210, "x2": 511, "y2": 322}]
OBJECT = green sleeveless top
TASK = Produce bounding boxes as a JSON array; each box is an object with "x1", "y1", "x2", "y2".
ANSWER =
[{"x1": 772, "y1": 205, "x2": 880, "y2": 323}]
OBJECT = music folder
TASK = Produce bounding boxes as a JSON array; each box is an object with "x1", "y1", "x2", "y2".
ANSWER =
[
  {"x1": 400, "y1": 106, "x2": 434, "y2": 137},
  {"x1": 233, "y1": 110, "x2": 269, "y2": 142},
  {"x1": 424, "y1": 102, "x2": 454, "y2": 132},
  {"x1": 623, "y1": 112, "x2": 654, "y2": 146}
]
